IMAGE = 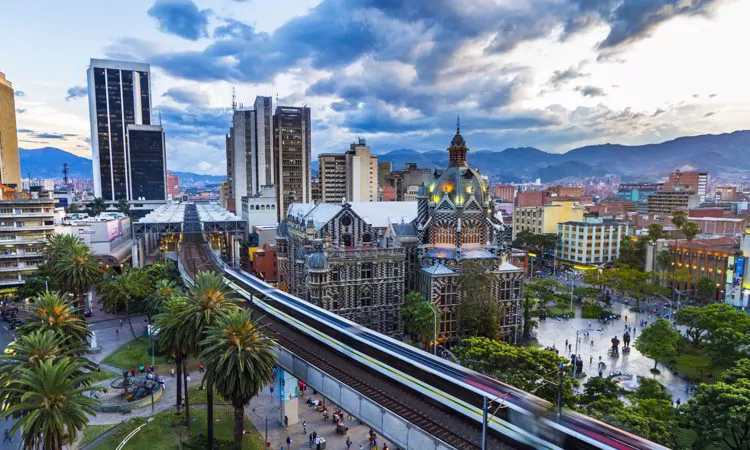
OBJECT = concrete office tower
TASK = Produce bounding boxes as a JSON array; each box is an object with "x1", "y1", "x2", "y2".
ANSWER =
[
  {"x1": 231, "y1": 109, "x2": 254, "y2": 212},
  {"x1": 274, "y1": 106, "x2": 311, "y2": 221},
  {"x1": 225, "y1": 129, "x2": 233, "y2": 210},
  {"x1": 0, "y1": 72, "x2": 21, "y2": 188},
  {"x1": 126, "y1": 125, "x2": 167, "y2": 201},
  {"x1": 252, "y1": 96, "x2": 274, "y2": 193},
  {"x1": 319, "y1": 153, "x2": 347, "y2": 203},
  {"x1": 87, "y1": 59, "x2": 152, "y2": 201},
  {"x1": 346, "y1": 138, "x2": 378, "y2": 202}
]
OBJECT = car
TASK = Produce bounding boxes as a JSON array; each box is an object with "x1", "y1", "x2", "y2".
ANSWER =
[{"x1": 8, "y1": 319, "x2": 23, "y2": 330}]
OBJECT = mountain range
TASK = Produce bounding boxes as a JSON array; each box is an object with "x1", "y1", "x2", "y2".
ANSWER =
[
  {"x1": 22, "y1": 130, "x2": 750, "y2": 184},
  {"x1": 19, "y1": 148, "x2": 224, "y2": 185}
]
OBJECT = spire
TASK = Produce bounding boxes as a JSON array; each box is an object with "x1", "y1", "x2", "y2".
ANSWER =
[
  {"x1": 448, "y1": 119, "x2": 468, "y2": 167},
  {"x1": 456, "y1": 115, "x2": 461, "y2": 133}
]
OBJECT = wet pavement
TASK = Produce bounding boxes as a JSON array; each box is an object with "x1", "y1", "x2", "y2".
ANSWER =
[{"x1": 535, "y1": 301, "x2": 694, "y2": 404}]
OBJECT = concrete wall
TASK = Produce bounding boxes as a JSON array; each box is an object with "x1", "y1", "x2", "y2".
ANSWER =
[{"x1": 275, "y1": 346, "x2": 455, "y2": 450}]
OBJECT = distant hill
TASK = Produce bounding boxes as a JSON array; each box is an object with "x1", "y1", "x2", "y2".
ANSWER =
[
  {"x1": 377, "y1": 130, "x2": 750, "y2": 181},
  {"x1": 20, "y1": 148, "x2": 224, "y2": 185}
]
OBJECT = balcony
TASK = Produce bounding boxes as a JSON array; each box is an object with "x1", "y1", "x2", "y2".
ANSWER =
[
  {"x1": 0, "y1": 277, "x2": 23, "y2": 286},
  {"x1": 0, "y1": 225, "x2": 54, "y2": 232},
  {"x1": 0, "y1": 212, "x2": 53, "y2": 219},
  {"x1": 0, "y1": 251, "x2": 43, "y2": 259},
  {"x1": 0, "y1": 264, "x2": 40, "y2": 273}
]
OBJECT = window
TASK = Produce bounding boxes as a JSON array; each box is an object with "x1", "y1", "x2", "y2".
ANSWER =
[
  {"x1": 361, "y1": 263, "x2": 373, "y2": 279},
  {"x1": 340, "y1": 214, "x2": 352, "y2": 227},
  {"x1": 360, "y1": 288, "x2": 372, "y2": 307},
  {"x1": 431, "y1": 223, "x2": 454, "y2": 245}
]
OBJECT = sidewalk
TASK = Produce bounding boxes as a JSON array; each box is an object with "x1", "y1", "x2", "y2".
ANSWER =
[{"x1": 248, "y1": 385, "x2": 395, "y2": 450}]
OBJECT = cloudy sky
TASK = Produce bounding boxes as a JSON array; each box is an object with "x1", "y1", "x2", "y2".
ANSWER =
[{"x1": 3, "y1": 0, "x2": 749, "y2": 175}]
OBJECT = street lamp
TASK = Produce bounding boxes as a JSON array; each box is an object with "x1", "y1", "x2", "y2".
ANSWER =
[
  {"x1": 430, "y1": 303, "x2": 439, "y2": 355},
  {"x1": 572, "y1": 327, "x2": 603, "y2": 376}
]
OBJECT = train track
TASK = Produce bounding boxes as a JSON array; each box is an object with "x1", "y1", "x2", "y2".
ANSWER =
[{"x1": 180, "y1": 237, "x2": 512, "y2": 450}]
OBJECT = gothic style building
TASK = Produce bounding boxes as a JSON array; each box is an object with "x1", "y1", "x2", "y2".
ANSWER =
[
  {"x1": 390, "y1": 123, "x2": 523, "y2": 344},
  {"x1": 276, "y1": 202, "x2": 416, "y2": 337}
]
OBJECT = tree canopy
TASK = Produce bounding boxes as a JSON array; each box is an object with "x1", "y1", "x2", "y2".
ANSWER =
[
  {"x1": 401, "y1": 292, "x2": 437, "y2": 344},
  {"x1": 682, "y1": 380, "x2": 750, "y2": 450},
  {"x1": 675, "y1": 303, "x2": 750, "y2": 348},
  {"x1": 635, "y1": 318, "x2": 681, "y2": 370},
  {"x1": 457, "y1": 260, "x2": 503, "y2": 339},
  {"x1": 512, "y1": 230, "x2": 558, "y2": 257}
]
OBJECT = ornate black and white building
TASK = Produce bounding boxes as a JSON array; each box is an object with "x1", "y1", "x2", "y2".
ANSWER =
[
  {"x1": 390, "y1": 123, "x2": 523, "y2": 344},
  {"x1": 276, "y1": 202, "x2": 416, "y2": 337}
]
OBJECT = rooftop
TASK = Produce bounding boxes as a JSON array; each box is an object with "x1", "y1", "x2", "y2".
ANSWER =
[
  {"x1": 287, "y1": 201, "x2": 418, "y2": 231},
  {"x1": 136, "y1": 203, "x2": 186, "y2": 224},
  {"x1": 196, "y1": 202, "x2": 244, "y2": 223}
]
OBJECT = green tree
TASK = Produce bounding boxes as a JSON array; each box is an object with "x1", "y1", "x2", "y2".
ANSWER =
[
  {"x1": 145, "y1": 279, "x2": 180, "y2": 319},
  {"x1": 86, "y1": 197, "x2": 107, "y2": 217},
  {"x1": 635, "y1": 318, "x2": 680, "y2": 371},
  {"x1": 670, "y1": 211, "x2": 687, "y2": 286},
  {"x1": 180, "y1": 271, "x2": 240, "y2": 445},
  {"x1": 580, "y1": 377, "x2": 622, "y2": 405},
  {"x1": 1, "y1": 358, "x2": 100, "y2": 450},
  {"x1": 155, "y1": 296, "x2": 189, "y2": 417},
  {"x1": 401, "y1": 292, "x2": 438, "y2": 347},
  {"x1": 681, "y1": 221, "x2": 700, "y2": 288},
  {"x1": 51, "y1": 242, "x2": 102, "y2": 309},
  {"x1": 97, "y1": 268, "x2": 151, "y2": 337},
  {"x1": 116, "y1": 198, "x2": 131, "y2": 216},
  {"x1": 201, "y1": 309, "x2": 276, "y2": 449},
  {"x1": 66, "y1": 202, "x2": 80, "y2": 214},
  {"x1": 675, "y1": 303, "x2": 750, "y2": 348},
  {"x1": 720, "y1": 358, "x2": 750, "y2": 384},
  {"x1": 656, "y1": 250, "x2": 672, "y2": 284},
  {"x1": 457, "y1": 260, "x2": 503, "y2": 339},
  {"x1": 632, "y1": 378, "x2": 671, "y2": 403},
  {"x1": 606, "y1": 266, "x2": 663, "y2": 310},
  {"x1": 19, "y1": 291, "x2": 91, "y2": 351},
  {"x1": 695, "y1": 276, "x2": 716, "y2": 303},
  {"x1": 453, "y1": 337, "x2": 576, "y2": 405},
  {"x1": 512, "y1": 230, "x2": 558, "y2": 257},
  {"x1": 682, "y1": 380, "x2": 750, "y2": 450},
  {"x1": 43, "y1": 233, "x2": 83, "y2": 261}
]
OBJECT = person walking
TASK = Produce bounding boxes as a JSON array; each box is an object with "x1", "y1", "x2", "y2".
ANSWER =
[
  {"x1": 303, "y1": 420, "x2": 307, "y2": 433},
  {"x1": 308, "y1": 433, "x2": 313, "y2": 448},
  {"x1": 170, "y1": 368, "x2": 175, "y2": 378},
  {"x1": 346, "y1": 436, "x2": 352, "y2": 449},
  {"x1": 286, "y1": 436, "x2": 292, "y2": 447}
]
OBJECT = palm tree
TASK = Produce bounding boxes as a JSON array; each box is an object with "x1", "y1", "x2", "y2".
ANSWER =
[
  {"x1": 42, "y1": 233, "x2": 82, "y2": 262},
  {"x1": 1, "y1": 358, "x2": 100, "y2": 450},
  {"x1": 201, "y1": 309, "x2": 276, "y2": 449},
  {"x1": 86, "y1": 197, "x2": 107, "y2": 217},
  {"x1": 155, "y1": 296, "x2": 189, "y2": 418},
  {"x1": 97, "y1": 268, "x2": 150, "y2": 337},
  {"x1": 656, "y1": 250, "x2": 672, "y2": 284},
  {"x1": 145, "y1": 279, "x2": 180, "y2": 319},
  {"x1": 19, "y1": 291, "x2": 91, "y2": 351},
  {"x1": 671, "y1": 210, "x2": 688, "y2": 235},
  {"x1": 51, "y1": 242, "x2": 102, "y2": 310},
  {"x1": 646, "y1": 223, "x2": 664, "y2": 284},
  {"x1": 179, "y1": 271, "x2": 239, "y2": 445},
  {"x1": 682, "y1": 221, "x2": 701, "y2": 292}
]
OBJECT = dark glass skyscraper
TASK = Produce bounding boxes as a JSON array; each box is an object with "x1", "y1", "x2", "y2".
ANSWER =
[
  {"x1": 127, "y1": 125, "x2": 166, "y2": 201},
  {"x1": 87, "y1": 59, "x2": 152, "y2": 201},
  {"x1": 273, "y1": 106, "x2": 311, "y2": 221}
]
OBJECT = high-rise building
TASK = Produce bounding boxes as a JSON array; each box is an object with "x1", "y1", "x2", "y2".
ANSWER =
[
  {"x1": 166, "y1": 173, "x2": 180, "y2": 198},
  {"x1": 494, "y1": 184, "x2": 515, "y2": 203},
  {"x1": 663, "y1": 170, "x2": 709, "y2": 202},
  {"x1": 251, "y1": 96, "x2": 274, "y2": 193},
  {"x1": 0, "y1": 72, "x2": 20, "y2": 188},
  {"x1": 230, "y1": 109, "x2": 254, "y2": 211},
  {"x1": 274, "y1": 106, "x2": 311, "y2": 220},
  {"x1": 87, "y1": 59, "x2": 152, "y2": 202},
  {"x1": 384, "y1": 163, "x2": 432, "y2": 201},
  {"x1": 126, "y1": 125, "x2": 166, "y2": 201},
  {"x1": 647, "y1": 190, "x2": 700, "y2": 214},
  {"x1": 225, "y1": 129, "x2": 233, "y2": 210},
  {"x1": 377, "y1": 161, "x2": 392, "y2": 188},
  {"x1": 319, "y1": 153, "x2": 347, "y2": 203},
  {"x1": 557, "y1": 217, "x2": 630, "y2": 266},
  {"x1": 346, "y1": 138, "x2": 377, "y2": 202}
]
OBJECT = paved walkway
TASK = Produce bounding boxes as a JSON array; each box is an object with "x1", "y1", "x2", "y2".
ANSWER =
[{"x1": 248, "y1": 385, "x2": 395, "y2": 450}]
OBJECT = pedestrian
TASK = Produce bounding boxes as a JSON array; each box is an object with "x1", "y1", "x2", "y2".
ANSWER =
[
  {"x1": 315, "y1": 436, "x2": 321, "y2": 450},
  {"x1": 199, "y1": 362, "x2": 205, "y2": 373},
  {"x1": 119, "y1": 318, "x2": 124, "y2": 328},
  {"x1": 359, "y1": 446, "x2": 364, "y2": 450},
  {"x1": 565, "y1": 339, "x2": 568, "y2": 348},
  {"x1": 309, "y1": 434, "x2": 313, "y2": 448},
  {"x1": 286, "y1": 436, "x2": 292, "y2": 447},
  {"x1": 676, "y1": 398, "x2": 681, "y2": 407},
  {"x1": 187, "y1": 373, "x2": 191, "y2": 382},
  {"x1": 346, "y1": 436, "x2": 352, "y2": 449},
  {"x1": 303, "y1": 420, "x2": 307, "y2": 433},
  {"x1": 170, "y1": 368, "x2": 175, "y2": 378},
  {"x1": 160, "y1": 379, "x2": 166, "y2": 391},
  {"x1": 284, "y1": 415, "x2": 289, "y2": 428},
  {"x1": 589, "y1": 356, "x2": 593, "y2": 365},
  {"x1": 270, "y1": 385, "x2": 274, "y2": 396},
  {"x1": 116, "y1": 328, "x2": 119, "y2": 339},
  {"x1": 590, "y1": 339, "x2": 594, "y2": 346}
]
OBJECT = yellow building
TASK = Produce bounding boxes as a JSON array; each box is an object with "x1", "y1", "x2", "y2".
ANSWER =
[
  {"x1": 512, "y1": 201, "x2": 584, "y2": 239},
  {"x1": 0, "y1": 72, "x2": 21, "y2": 188}
]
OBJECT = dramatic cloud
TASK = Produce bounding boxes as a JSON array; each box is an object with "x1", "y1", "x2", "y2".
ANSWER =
[
  {"x1": 548, "y1": 67, "x2": 587, "y2": 88},
  {"x1": 147, "y1": 0, "x2": 211, "y2": 41},
  {"x1": 14, "y1": 90, "x2": 25, "y2": 97},
  {"x1": 65, "y1": 86, "x2": 87, "y2": 101},
  {"x1": 162, "y1": 87, "x2": 210, "y2": 106},
  {"x1": 576, "y1": 85, "x2": 607, "y2": 97}
]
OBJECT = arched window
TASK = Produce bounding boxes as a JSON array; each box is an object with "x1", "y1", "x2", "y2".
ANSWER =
[
  {"x1": 463, "y1": 220, "x2": 483, "y2": 245},
  {"x1": 431, "y1": 223, "x2": 454, "y2": 245}
]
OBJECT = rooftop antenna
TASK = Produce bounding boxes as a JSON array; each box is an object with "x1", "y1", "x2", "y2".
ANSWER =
[
  {"x1": 158, "y1": 111, "x2": 162, "y2": 126},
  {"x1": 232, "y1": 87, "x2": 237, "y2": 111}
]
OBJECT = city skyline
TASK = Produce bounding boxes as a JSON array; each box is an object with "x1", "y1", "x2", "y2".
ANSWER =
[{"x1": 2, "y1": 0, "x2": 750, "y2": 175}]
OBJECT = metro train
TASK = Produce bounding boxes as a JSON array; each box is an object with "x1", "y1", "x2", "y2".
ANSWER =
[{"x1": 203, "y1": 248, "x2": 668, "y2": 450}]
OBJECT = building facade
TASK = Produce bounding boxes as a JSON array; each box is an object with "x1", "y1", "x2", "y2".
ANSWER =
[
  {"x1": 384, "y1": 163, "x2": 433, "y2": 201},
  {"x1": 0, "y1": 199, "x2": 56, "y2": 289},
  {"x1": 87, "y1": 59, "x2": 152, "y2": 202},
  {"x1": 167, "y1": 173, "x2": 180, "y2": 199},
  {"x1": 56, "y1": 214, "x2": 132, "y2": 267},
  {"x1": 346, "y1": 139, "x2": 378, "y2": 202},
  {"x1": 390, "y1": 125, "x2": 522, "y2": 344},
  {"x1": 377, "y1": 161, "x2": 392, "y2": 188},
  {"x1": 647, "y1": 190, "x2": 700, "y2": 214},
  {"x1": 0, "y1": 72, "x2": 20, "y2": 188},
  {"x1": 319, "y1": 153, "x2": 347, "y2": 203},
  {"x1": 276, "y1": 202, "x2": 409, "y2": 337},
  {"x1": 617, "y1": 183, "x2": 663, "y2": 213},
  {"x1": 274, "y1": 106, "x2": 312, "y2": 221},
  {"x1": 556, "y1": 217, "x2": 630, "y2": 266},
  {"x1": 493, "y1": 184, "x2": 515, "y2": 203},
  {"x1": 241, "y1": 185, "x2": 278, "y2": 228},
  {"x1": 512, "y1": 201, "x2": 584, "y2": 239},
  {"x1": 664, "y1": 170, "x2": 709, "y2": 202},
  {"x1": 126, "y1": 125, "x2": 167, "y2": 201}
]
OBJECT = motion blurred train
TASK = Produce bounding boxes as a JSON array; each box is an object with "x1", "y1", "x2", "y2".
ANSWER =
[{"x1": 203, "y1": 249, "x2": 667, "y2": 450}]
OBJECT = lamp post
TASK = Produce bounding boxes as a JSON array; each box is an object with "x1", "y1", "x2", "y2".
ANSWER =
[
  {"x1": 430, "y1": 303, "x2": 438, "y2": 355},
  {"x1": 572, "y1": 327, "x2": 602, "y2": 376}
]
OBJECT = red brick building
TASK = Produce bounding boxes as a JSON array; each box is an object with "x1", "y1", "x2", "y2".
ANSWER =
[
  {"x1": 250, "y1": 243, "x2": 278, "y2": 283},
  {"x1": 548, "y1": 186, "x2": 584, "y2": 198},
  {"x1": 167, "y1": 173, "x2": 180, "y2": 198},
  {"x1": 516, "y1": 190, "x2": 549, "y2": 207},
  {"x1": 494, "y1": 184, "x2": 516, "y2": 203}
]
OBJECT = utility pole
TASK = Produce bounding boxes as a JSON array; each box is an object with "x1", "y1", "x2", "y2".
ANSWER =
[
  {"x1": 557, "y1": 361, "x2": 564, "y2": 420},
  {"x1": 481, "y1": 396, "x2": 488, "y2": 450}
]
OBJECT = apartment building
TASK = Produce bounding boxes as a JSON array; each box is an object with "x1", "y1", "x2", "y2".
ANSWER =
[
  {"x1": 0, "y1": 198, "x2": 56, "y2": 288},
  {"x1": 647, "y1": 190, "x2": 700, "y2": 214},
  {"x1": 556, "y1": 217, "x2": 630, "y2": 266},
  {"x1": 512, "y1": 201, "x2": 584, "y2": 239}
]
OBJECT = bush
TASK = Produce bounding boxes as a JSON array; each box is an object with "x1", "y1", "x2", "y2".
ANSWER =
[{"x1": 582, "y1": 304, "x2": 602, "y2": 319}]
